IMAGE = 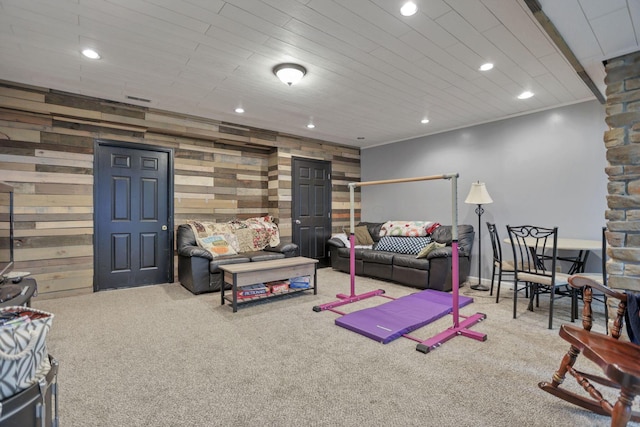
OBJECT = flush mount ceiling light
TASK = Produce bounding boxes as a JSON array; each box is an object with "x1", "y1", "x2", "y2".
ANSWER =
[
  {"x1": 518, "y1": 91, "x2": 534, "y2": 99},
  {"x1": 400, "y1": 2, "x2": 418, "y2": 16},
  {"x1": 421, "y1": 118, "x2": 430, "y2": 124},
  {"x1": 306, "y1": 123, "x2": 315, "y2": 129},
  {"x1": 479, "y1": 63, "x2": 494, "y2": 71},
  {"x1": 273, "y1": 63, "x2": 307, "y2": 86},
  {"x1": 234, "y1": 107, "x2": 245, "y2": 113},
  {"x1": 81, "y1": 48, "x2": 101, "y2": 59}
]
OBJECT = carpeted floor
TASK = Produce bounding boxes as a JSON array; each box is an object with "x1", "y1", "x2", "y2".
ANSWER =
[{"x1": 33, "y1": 268, "x2": 637, "y2": 427}]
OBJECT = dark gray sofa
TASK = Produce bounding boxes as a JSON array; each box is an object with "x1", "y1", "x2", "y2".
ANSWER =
[
  {"x1": 327, "y1": 222, "x2": 474, "y2": 292},
  {"x1": 177, "y1": 224, "x2": 298, "y2": 294}
]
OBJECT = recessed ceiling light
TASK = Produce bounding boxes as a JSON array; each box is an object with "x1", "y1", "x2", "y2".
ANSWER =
[
  {"x1": 306, "y1": 123, "x2": 315, "y2": 129},
  {"x1": 81, "y1": 48, "x2": 101, "y2": 59},
  {"x1": 421, "y1": 118, "x2": 430, "y2": 124},
  {"x1": 517, "y1": 91, "x2": 534, "y2": 99},
  {"x1": 400, "y1": 2, "x2": 418, "y2": 16},
  {"x1": 479, "y1": 63, "x2": 494, "y2": 71},
  {"x1": 235, "y1": 107, "x2": 244, "y2": 113}
]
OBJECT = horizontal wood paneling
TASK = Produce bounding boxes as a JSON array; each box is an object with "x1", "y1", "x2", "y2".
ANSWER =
[{"x1": 0, "y1": 82, "x2": 360, "y2": 299}]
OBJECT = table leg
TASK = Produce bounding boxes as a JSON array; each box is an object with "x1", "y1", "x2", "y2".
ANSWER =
[
  {"x1": 232, "y1": 275, "x2": 238, "y2": 313},
  {"x1": 221, "y1": 279, "x2": 225, "y2": 306},
  {"x1": 313, "y1": 265, "x2": 317, "y2": 295}
]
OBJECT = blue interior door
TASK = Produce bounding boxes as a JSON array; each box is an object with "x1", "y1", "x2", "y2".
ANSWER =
[
  {"x1": 292, "y1": 158, "x2": 332, "y2": 263},
  {"x1": 94, "y1": 141, "x2": 173, "y2": 290}
]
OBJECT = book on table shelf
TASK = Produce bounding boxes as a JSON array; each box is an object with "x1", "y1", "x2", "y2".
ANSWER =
[
  {"x1": 266, "y1": 280, "x2": 289, "y2": 294},
  {"x1": 236, "y1": 284, "x2": 270, "y2": 299}
]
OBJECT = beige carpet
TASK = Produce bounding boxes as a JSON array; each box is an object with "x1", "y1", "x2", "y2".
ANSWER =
[{"x1": 33, "y1": 268, "x2": 637, "y2": 427}]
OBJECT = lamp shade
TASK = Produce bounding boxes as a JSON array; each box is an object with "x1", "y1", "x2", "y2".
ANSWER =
[
  {"x1": 465, "y1": 182, "x2": 493, "y2": 205},
  {"x1": 273, "y1": 63, "x2": 306, "y2": 86}
]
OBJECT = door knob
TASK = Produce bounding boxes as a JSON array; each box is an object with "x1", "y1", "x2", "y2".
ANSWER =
[
  {"x1": 161, "y1": 225, "x2": 168, "y2": 230},
  {"x1": 295, "y1": 220, "x2": 301, "y2": 224}
]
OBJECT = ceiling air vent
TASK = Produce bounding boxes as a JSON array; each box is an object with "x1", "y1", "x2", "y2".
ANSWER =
[{"x1": 126, "y1": 95, "x2": 151, "y2": 103}]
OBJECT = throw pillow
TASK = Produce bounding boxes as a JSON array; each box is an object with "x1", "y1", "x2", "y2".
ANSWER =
[
  {"x1": 416, "y1": 241, "x2": 446, "y2": 259},
  {"x1": 343, "y1": 226, "x2": 375, "y2": 245},
  {"x1": 374, "y1": 236, "x2": 432, "y2": 255},
  {"x1": 379, "y1": 221, "x2": 435, "y2": 237},
  {"x1": 199, "y1": 235, "x2": 238, "y2": 258}
]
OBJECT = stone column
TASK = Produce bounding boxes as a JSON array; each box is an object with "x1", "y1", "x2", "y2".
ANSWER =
[{"x1": 604, "y1": 51, "x2": 640, "y2": 333}]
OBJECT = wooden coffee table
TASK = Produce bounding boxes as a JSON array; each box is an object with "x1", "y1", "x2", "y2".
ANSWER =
[{"x1": 220, "y1": 257, "x2": 318, "y2": 312}]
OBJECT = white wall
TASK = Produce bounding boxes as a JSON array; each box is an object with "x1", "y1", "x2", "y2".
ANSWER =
[{"x1": 360, "y1": 100, "x2": 608, "y2": 279}]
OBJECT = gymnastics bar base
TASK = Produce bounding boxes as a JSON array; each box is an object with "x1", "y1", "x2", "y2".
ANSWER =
[
  {"x1": 415, "y1": 312, "x2": 487, "y2": 353},
  {"x1": 312, "y1": 289, "x2": 386, "y2": 312}
]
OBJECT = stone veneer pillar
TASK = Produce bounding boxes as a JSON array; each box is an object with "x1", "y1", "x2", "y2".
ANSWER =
[{"x1": 604, "y1": 50, "x2": 640, "y2": 332}]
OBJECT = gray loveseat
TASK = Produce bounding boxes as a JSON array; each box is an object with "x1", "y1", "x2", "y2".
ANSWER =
[
  {"x1": 327, "y1": 222, "x2": 474, "y2": 292},
  {"x1": 177, "y1": 220, "x2": 298, "y2": 294}
]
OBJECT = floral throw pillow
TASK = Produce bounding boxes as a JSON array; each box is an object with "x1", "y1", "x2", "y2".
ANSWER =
[{"x1": 379, "y1": 221, "x2": 435, "y2": 237}]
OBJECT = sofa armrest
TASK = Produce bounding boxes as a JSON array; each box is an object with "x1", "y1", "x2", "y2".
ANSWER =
[
  {"x1": 177, "y1": 244, "x2": 213, "y2": 260},
  {"x1": 265, "y1": 242, "x2": 299, "y2": 257},
  {"x1": 426, "y1": 245, "x2": 469, "y2": 260},
  {"x1": 426, "y1": 246, "x2": 452, "y2": 259},
  {"x1": 327, "y1": 237, "x2": 347, "y2": 248}
]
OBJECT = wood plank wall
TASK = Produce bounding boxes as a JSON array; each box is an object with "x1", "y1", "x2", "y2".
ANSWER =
[{"x1": 0, "y1": 82, "x2": 360, "y2": 300}]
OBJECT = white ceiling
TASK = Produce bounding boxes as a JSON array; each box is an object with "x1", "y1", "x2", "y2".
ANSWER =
[{"x1": 0, "y1": 0, "x2": 638, "y2": 149}]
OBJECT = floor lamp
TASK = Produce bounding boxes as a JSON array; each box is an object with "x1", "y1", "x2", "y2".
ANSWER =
[{"x1": 465, "y1": 181, "x2": 493, "y2": 291}]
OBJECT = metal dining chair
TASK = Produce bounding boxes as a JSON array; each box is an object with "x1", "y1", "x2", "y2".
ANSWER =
[
  {"x1": 506, "y1": 225, "x2": 573, "y2": 329},
  {"x1": 486, "y1": 222, "x2": 516, "y2": 303}
]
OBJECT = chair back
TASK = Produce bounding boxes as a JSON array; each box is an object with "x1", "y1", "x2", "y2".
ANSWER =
[
  {"x1": 486, "y1": 222, "x2": 502, "y2": 265},
  {"x1": 506, "y1": 225, "x2": 559, "y2": 280},
  {"x1": 568, "y1": 275, "x2": 628, "y2": 338}
]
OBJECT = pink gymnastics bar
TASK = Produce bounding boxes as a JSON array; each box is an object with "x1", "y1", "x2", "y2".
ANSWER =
[{"x1": 313, "y1": 173, "x2": 487, "y2": 353}]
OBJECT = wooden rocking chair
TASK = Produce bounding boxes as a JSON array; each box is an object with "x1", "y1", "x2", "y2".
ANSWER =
[{"x1": 538, "y1": 275, "x2": 640, "y2": 426}]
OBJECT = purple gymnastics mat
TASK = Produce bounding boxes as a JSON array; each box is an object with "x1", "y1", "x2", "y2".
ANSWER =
[{"x1": 335, "y1": 289, "x2": 474, "y2": 344}]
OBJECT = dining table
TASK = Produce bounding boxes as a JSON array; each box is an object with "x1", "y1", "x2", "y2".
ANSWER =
[
  {"x1": 503, "y1": 237, "x2": 602, "y2": 275},
  {"x1": 503, "y1": 236, "x2": 602, "y2": 320}
]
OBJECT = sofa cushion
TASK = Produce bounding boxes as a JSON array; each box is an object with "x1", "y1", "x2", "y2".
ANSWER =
[
  {"x1": 336, "y1": 247, "x2": 369, "y2": 259},
  {"x1": 361, "y1": 250, "x2": 395, "y2": 265},
  {"x1": 392, "y1": 254, "x2": 431, "y2": 271},
  {"x1": 374, "y1": 236, "x2": 432, "y2": 255},
  {"x1": 243, "y1": 251, "x2": 285, "y2": 262}
]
